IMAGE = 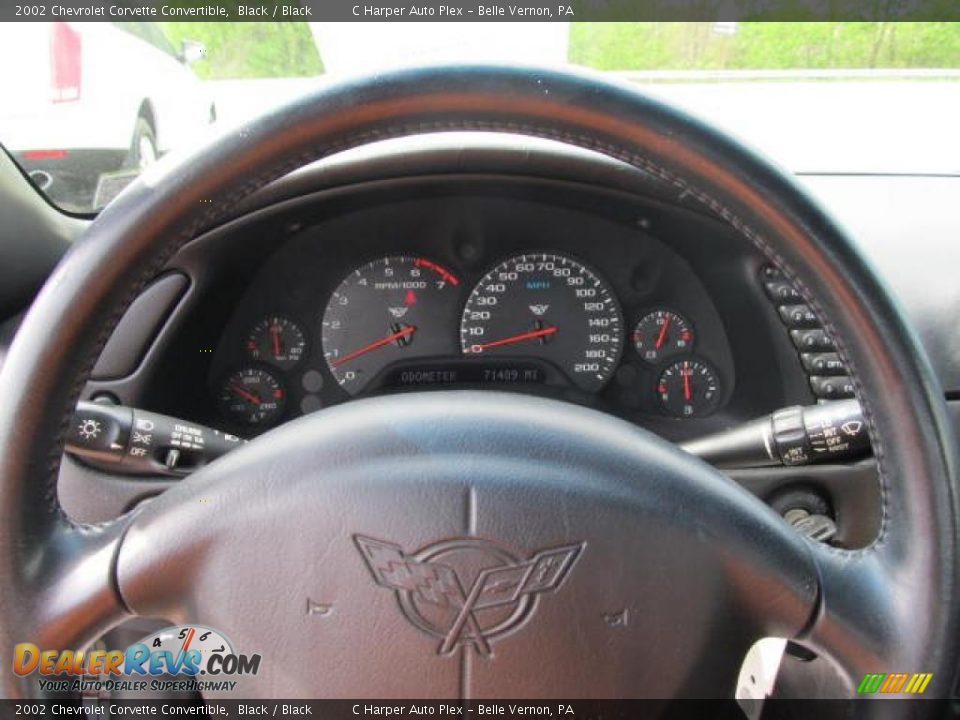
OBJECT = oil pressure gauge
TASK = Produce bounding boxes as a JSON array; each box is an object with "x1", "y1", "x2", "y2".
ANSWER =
[
  {"x1": 657, "y1": 358, "x2": 721, "y2": 418},
  {"x1": 245, "y1": 316, "x2": 306, "y2": 370}
]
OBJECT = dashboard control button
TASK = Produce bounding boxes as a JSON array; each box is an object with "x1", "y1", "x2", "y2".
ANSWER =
[
  {"x1": 810, "y1": 375, "x2": 856, "y2": 399},
  {"x1": 778, "y1": 304, "x2": 819, "y2": 328},
  {"x1": 764, "y1": 280, "x2": 802, "y2": 303},
  {"x1": 301, "y1": 369, "x2": 324, "y2": 393},
  {"x1": 791, "y1": 328, "x2": 835, "y2": 352},
  {"x1": 801, "y1": 352, "x2": 845, "y2": 375},
  {"x1": 760, "y1": 264, "x2": 783, "y2": 281}
]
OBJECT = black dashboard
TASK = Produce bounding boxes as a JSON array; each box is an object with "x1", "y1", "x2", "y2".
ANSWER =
[
  {"x1": 165, "y1": 179, "x2": 817, "y2": 445},
  {"x1": 59, "y1": 136, "x2": 901, "y2": 530},
  {"x1": 208, "y1": 191, "x2": 747, "y2": 436}
]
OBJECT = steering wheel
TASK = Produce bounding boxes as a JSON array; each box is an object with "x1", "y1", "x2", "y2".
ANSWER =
[{"x1": 1, "y1": 66, "x2": 957, "y2": 704}]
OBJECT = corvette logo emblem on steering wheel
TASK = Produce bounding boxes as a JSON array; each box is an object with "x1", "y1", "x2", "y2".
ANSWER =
[{"x1": 355, "y1": 535, "x2": 583, "y2": 656}]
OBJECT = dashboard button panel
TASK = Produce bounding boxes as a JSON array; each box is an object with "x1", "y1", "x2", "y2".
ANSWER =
[
  {"x1": 764, "y1": 280, "x2": 803, "y2": 304},
  {"x1": 801, "y1": 352, "x2": 846, "y2": 375},
  {"x1": 809, "y1": 375, "x2": 856, "y2": 400},
  {"x1": 778, "y1": 304, "x2": 820, "y2": 328},
  {"x1": 762, "y1": 264, "x2": 851, "y2": 401},
  {"x1": 790, "y1": 328, "x2": 835, "y2": 352}
]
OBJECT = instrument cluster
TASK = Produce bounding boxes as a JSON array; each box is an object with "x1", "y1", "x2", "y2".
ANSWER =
[{"x1": 213, "y1": 248, "x2": 729, "y2": 432}]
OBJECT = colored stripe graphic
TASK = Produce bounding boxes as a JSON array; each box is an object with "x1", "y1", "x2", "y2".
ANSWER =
[
  {"x1": 857, "y1": 673, "x2": 885, "y2": 693},
  {"x1": 858, "y1": 672, "x2": 932, "y2": 694}
]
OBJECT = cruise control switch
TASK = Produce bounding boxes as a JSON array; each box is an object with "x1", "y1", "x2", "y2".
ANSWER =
[
  {"x1": 66, "y1": 401, "x2": 247, "y2": 477},
  {"x1": 681, "y1": 399, "x2": 870, "y2": 468}
]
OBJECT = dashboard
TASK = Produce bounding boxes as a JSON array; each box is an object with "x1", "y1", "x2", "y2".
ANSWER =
[
  {"x1": 51, "y1": 134, "x2": 928, "y2": 533},
  {"x1": 66, "y1": 135, "x2": 872, "y2": 462},
  {"x1": 208, "y1": 193, "x2": 742, "y2": 436},
  {"x1": 159, "y1": 159, "x2": 814, "y2": 450}
]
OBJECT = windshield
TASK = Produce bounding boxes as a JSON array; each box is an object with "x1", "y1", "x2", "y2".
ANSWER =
[{"x1": 1, "y1": 20, "x2": 958, "y2": 213}]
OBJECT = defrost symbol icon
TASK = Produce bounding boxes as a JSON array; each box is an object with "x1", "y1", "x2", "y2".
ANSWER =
[{"x1": 355, "y1": 535, "x2": 582, "y2": 656}]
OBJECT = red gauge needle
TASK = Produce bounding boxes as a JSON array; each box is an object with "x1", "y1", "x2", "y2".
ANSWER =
[
  {"x1": 230, "y1": 384, "x2": 262, "y2": 405},
  {"x1": 332, "y1": 325, "x2": 417, "y2": 368},
  {"x1": 655, "y1": 315, "x2": 671, "y2": 350},
  {"x1": 271, "y1": 325, "x2": 282, "y2": 357},
  {"x1": 682, "y1": 362, "x2": 692, "y2": 401},
  {"x1": 469, "y1": 325, "x2": 558, "y2": 352}
]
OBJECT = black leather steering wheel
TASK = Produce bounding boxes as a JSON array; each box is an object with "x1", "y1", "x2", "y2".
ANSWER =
[{"x1": 1, "y1": 66, "x2": 957, "y2": 704}]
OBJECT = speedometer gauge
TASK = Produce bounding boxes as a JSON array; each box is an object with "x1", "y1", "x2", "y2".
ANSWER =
[
  {"x1": 460, "y1": 253, "x2": 624, "y2": 392},
  {"x1": 322, "y1": 255, "x2": 461, "y2": 395}
]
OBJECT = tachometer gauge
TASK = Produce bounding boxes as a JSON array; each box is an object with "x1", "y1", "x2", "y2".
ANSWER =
[
  {"x1": 245, "y1": 316, "x2": 306, "y2": 370},
  {"x1": 460, "y1": 253, "x2": 624, "y2": 392},
  {"x1": 322, "y1": 256, "x2": 461, "y2": 395},
  {"x1": 632, "y1": 309, "x2": 693, "y2": 364},
  {"x1": 657, "y1": 358, "x2": 721, "y2": 417},
  {"x1": 217, "y1": 367, "x2": 286, "y2": 426},
  {"x1": 136, "y1": 625, "x2": 234, "y2": 675}
]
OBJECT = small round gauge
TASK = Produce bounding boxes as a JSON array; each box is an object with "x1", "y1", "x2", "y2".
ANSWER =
[
  {"x1": 217, "y1": 367, "x2": 286, "y2": 426},
  {"x1": 459, "y1": 253, "x2": 624, "y2": 392},
  {"x1": 632, "y1": 309, "x2": 694, "y2": 364},
  {"x1": 136, "y1": 625, "x2": 234, "y2": 675},
  {"x1": 657, "y1": 358, "x2": 721, "y2": 417},
  {"x1": 245, "y1": 316, "x2": 306, "y2": 370},
  {"x1": 322, "y1": 255, "x2": 461, "y2": 395}
]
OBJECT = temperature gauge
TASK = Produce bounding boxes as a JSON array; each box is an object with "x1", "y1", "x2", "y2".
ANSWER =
[
  {"x1": 657, "y1": 358, "x2": 721, "y2": 418},
  {"x1": 632, "y1": 309, "x2": 693, "y2": 364},
  {"x1": 245, "y1": 316, "x2": 306, "y2": 370},
  {"x1": 218, "y1": 367, "x2": 286, "y2": 426}
]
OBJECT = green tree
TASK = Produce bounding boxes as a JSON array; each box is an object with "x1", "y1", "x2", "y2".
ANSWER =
[{"x1": 161, "y1": 22, "x2": 323, "y2": 79}]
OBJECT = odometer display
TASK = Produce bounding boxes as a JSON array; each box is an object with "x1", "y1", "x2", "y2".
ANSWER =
[{"x1": 460, "y1": 253, "x2": 624, "y2": 391}]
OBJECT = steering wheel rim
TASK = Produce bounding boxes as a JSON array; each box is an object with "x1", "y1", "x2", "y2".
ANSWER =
[{"x1": 0, "y1": 65, "x2": 957, "y2": 703}]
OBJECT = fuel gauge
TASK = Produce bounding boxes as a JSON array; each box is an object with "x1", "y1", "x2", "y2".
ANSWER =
[{"x1": 632, "y1": 309, "x2": 693, "y2": 364}]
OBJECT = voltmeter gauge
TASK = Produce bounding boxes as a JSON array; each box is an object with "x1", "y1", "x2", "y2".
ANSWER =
[
  {"x1": 245, "y1": 316, "x2": 306, "y2": 370},
  {"x1": 217, "y1": 367, "x2": 286, "y2": 427},
  {"x1": 657, "y1": 358, "x2": 721, "y2": 418},
  {"x1": 632, "y1": 309, "x2": 693, "y2": 364}
]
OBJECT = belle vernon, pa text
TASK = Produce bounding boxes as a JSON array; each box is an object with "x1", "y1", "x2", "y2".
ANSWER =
[{"x1": 352, "y1": 4, "x2": 575, "y2": 17}]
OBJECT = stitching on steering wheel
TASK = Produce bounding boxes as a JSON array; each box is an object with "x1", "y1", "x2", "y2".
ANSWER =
[{"x1": 54, "y1": 117, "x2": 887, "y2": 559}]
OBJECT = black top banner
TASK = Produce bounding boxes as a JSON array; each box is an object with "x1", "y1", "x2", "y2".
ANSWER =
[{"x1": 1, "y1": 0, "x2": 958, "y2": 21}]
